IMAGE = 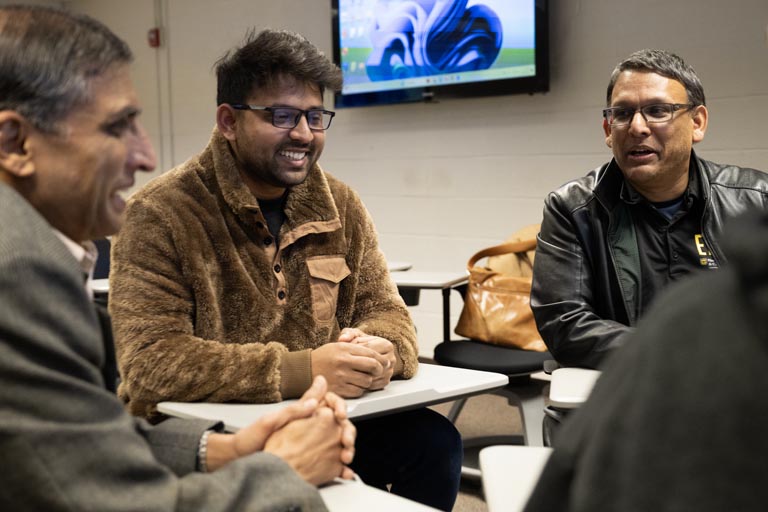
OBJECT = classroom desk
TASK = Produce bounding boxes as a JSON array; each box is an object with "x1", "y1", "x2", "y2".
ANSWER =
[
  {"x1": 549, "y1": 367, "x2": 601, "y2": 409},
  {"x1": 320, "y1": 479, "x2": 438, "y2": 511},
  {"x1": 158, "y1": 363, "x2": 507, "y2": 431},
  {"x1": 479, "y1": 445, "x2": 553, "y2": 512},
  {"x1": 91, "y1": 278, "x2": 109, "y2": 295},
  {"x1": 391, "y1": 271, "x2": 468, "y2": 341},
  {"x1": 387, "y1": 260, "x2": 413, "y2": 272}
]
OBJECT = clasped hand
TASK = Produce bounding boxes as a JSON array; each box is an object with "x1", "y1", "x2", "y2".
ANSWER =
[
  {"x1": 206, "y1": 376, "x2": 356, "y2": 486},
  {"x1": 310, "y1": 327, "x2": 396, "y2": 397}
]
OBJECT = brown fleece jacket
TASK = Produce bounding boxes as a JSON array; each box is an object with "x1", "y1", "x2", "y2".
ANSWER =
[{"x1": 109, "y1": 129, "x2": 418, "y2": 419}]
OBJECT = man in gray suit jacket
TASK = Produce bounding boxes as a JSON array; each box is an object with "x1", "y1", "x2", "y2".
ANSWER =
[{"x1": 0, "y1": 5, "x2": 354, "y2": 511}]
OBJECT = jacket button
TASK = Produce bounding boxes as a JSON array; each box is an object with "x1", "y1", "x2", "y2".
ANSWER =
[
  {"x1": 264, "y1": 237, "x2": 273, "y2": 246},
  {"x1": 274, "y1": 264, "x2": 281, "y2": 273},
  {"x1": 278, "y1": 290, "x2": 286, "y2": 300}
]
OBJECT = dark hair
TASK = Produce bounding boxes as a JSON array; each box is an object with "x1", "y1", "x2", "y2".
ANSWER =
[
  {"x1": 0, "y1": 5, "x2": 132, "y2": 133},
  {"x1": 606, "y1": 49, "x2": 705, "y2": 107},
  {"x1": 215, "y1": 28, "x2": 343, "y2": 105}
]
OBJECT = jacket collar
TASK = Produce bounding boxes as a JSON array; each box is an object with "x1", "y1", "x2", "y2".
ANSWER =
[{"x1": 207, "y1": 128, "x2": 341, "y2": 241}]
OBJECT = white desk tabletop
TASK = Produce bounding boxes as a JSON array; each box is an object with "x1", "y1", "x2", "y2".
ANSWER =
[
  {"x1": 91, "y1": 278, "x2": 109, "y2": 294},
  {"x1": 390, "y1": 271, "x2": 468, "y2": 289},
  {"x1": 387, "y1": 260, "x2": 413, "y2": 272},
  {"x1": 158, "y1": 363, "x2": 507, "y2": 431},
  {"x1": 320, "y1": 479, "x2": 438, "y2": 511},
  {"x1": 480, "y1": 445, "x2": 552, "y2": 512},
  {"x1": 548, "y1": 368, "x2": 601, "y2": 409}
]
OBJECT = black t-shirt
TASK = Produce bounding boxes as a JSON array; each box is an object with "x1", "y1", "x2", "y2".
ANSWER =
[
  {"x1": 258, "y1": 193, "x2": 287, "y2": 244},
  {"x1": 621, "y1": 163, "x2": 718, "y2": 316}
]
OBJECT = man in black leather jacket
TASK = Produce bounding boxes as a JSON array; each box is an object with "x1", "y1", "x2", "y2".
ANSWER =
[
  {"x1": 525, "y1": 208, "x2": 768, "y2": 511},
  {"x1": 531, "y1": 49, "x2": 768, "y2": 369}
]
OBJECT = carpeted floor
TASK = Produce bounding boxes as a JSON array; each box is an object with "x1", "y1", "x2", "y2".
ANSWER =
[{"x1": 430, "y1": 393, "x2": 526, "y2": 512}]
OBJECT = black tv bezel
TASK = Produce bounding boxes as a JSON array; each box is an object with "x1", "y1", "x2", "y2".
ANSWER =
[{"x1": 331, "y1": 0, "x2": 549, "y2": 108}]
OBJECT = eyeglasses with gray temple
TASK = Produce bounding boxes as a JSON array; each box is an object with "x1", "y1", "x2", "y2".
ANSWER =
[
  {"x1": 230, "y1": 104, "x2": 336, "y2": 130},
  {"x1": 602, "y1": 103, "x2": 694, "y2": 127}
]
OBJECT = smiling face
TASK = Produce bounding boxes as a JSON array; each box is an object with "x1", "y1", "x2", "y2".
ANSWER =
[
  {"x1": 217, "y1": 76, "x2": 326, "y2": 199},
  {"x1": 603, "y1": 70, "x2": 708, "y2": 202},
  {"x1": 12, "y1": 64, "x2": 156, "y2": 241}
]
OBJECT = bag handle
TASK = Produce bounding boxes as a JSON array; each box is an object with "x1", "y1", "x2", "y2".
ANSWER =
[{"x1": 466, "y1": 238, "x2": 537, "y2": 271}]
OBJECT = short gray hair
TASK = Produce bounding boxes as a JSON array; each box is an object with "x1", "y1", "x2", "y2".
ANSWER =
[
  {"x1": 0, "y1": 5, "x2": 132, "y2": 133},
  {"x1": 606, "y1": 49, "x2": 705, "y2": 107}
]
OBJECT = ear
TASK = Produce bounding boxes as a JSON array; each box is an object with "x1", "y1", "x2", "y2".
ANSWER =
[
  {"x1": 216, "y1": 104, "x2": 238, "y2": 141},
  {"x1": 0, "y1": 112, "x2": 35, "y2": 178},
  {"x1": 602, "y1": 118, "x2": 613, "y2": 148},
  {"x1": 691, "y1": 104, "x2": 708, "y2": 144}
]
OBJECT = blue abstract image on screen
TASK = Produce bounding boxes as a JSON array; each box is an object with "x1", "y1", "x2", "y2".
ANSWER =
[
  {"x1": 338, "y1": 0, "x2": 536, "y2": 96},
  {"x1": 365, "y1": 0, "x2": 502, "y2": 81}
]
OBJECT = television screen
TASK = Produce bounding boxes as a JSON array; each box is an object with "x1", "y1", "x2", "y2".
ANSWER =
[{"x1": 331, "y1": 0, "x2": 549, "y2": 108}]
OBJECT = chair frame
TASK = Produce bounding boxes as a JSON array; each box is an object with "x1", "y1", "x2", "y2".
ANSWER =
[{"x1": 434, "y1": 285, "x2": 550, "y2": 478}]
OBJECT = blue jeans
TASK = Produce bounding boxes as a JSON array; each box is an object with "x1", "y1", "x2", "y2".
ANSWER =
[{"x1": 350, "y1": 407, "x2": 463, "y2": 511}]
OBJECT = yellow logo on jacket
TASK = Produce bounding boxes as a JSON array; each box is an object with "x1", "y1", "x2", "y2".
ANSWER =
[{"x1": 695, "y1": 234, "x2": 718, "y2": 268}]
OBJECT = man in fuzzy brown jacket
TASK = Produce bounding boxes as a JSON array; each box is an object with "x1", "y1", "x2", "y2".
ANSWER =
[{"x1": 109, "y1": 29, "x2": 462, "y2": 511}]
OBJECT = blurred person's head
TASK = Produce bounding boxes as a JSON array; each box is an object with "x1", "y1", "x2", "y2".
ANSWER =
[{"x1": 0, "y1": 5, "x2": 156, "y2": 241}]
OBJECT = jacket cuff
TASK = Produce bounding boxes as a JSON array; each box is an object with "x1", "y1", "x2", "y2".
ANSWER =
[
  {"x1": 279, "y1": 349, "x2": 313, "y2": 399},
  {"x1": 140, "y1": 417, "x2": 224, "y2": 476},
  {"x1": 393, "y1": 347, "x2": 404, "y2": 376}
]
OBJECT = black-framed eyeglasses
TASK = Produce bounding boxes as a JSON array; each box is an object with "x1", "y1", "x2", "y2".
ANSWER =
[
  {"x1": 229, "y1": 104, "x2": 336, "y2": 130},
  {"x1": 602, "y1": 103, "x2": 694, "y2": 127}
]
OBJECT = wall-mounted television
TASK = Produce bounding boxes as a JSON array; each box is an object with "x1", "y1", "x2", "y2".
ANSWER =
[{"x1": 331, "y1": 0, "x2": 549, "y2": 108}]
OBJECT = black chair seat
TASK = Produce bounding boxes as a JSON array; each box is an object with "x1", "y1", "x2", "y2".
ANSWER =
[{"x1": 434, "y1": 339, "x2": 551, "y2": 377}]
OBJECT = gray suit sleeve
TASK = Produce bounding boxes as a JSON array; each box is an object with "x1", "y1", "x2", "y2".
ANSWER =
[
  {"x1": 138, "y1": 416, "x2": 219, "y2": 476},
  {"x1": 0, "y1": 240, "x2": 326, "y2": 511}
]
